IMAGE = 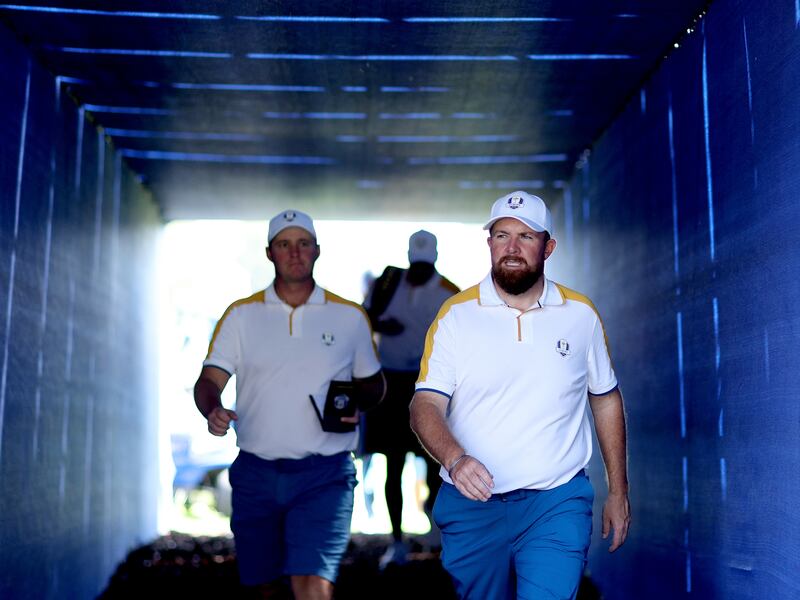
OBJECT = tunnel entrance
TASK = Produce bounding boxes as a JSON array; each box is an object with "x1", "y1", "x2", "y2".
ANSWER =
[{"x1": 156, "y1": 218, "x2": 489, "y2": 536}]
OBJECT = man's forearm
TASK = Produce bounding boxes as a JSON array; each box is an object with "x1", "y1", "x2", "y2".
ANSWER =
[
  {"x1": 410, "y1": 391, "x2": 465, "y2": 471},
  {"x1": 590, "y1": 388, "x2": 629, "y2": 494},
  {"x1": 194, "y1": 377, "x2": 223, "y2": 418},
  {"x1": 353, "y1": 370, "x2": 386, "y2": 411}
]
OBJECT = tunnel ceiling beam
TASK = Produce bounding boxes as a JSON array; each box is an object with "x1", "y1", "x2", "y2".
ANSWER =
[{"x1": 0, "y1": 0, "x2": 709, "y2": 221}]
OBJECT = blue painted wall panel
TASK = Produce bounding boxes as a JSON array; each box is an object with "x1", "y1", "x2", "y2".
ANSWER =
[
  {"x1": 0, "y1": 24, "x2": 161, "y2": 600},
  {"x1": 568, "y1": 0, "x2": 800, "y2": 598}
]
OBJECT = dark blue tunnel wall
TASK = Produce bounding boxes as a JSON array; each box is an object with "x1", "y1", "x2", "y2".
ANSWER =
[
  {"x1": 0, "y1": 25, "x2": 162, "y2": 600},
  {"x1": 1, "y1": 1, "x2": 799, "y2": 598},
  {"x1": 556, "y1": 0, "x2": 800, "y2": 598}
]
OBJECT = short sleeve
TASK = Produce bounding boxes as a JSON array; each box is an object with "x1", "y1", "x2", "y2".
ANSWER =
[
  {"x1": 415, "y1": 309, "x2": 457, "y2": 398},
  {"x1": 351, "y1": 310, "x2": 382, "y2": 378},
  {"x1": 203, "y1": 306, "x2": 240, "y2": 376},
  {"x1": 587, "y1": 315, "x2": 617, "y2": 395}
]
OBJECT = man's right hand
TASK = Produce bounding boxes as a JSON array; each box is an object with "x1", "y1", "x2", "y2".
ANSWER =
[
  {"x1": 450, "y1": 455, "x2": 495, "y2": 502},
  {"x1": 207, "y1": 406, "x2": 238, "y2": 436}
]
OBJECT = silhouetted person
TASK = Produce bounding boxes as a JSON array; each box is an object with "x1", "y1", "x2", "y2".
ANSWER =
[
  {"x1": 194, "y1": 209, "x2": 385, "y2": 600},
  {"x1": 363, "y1": 230, "x2": 459, "y2": 566},
  {"x1": 411, "y1": 192, "x2": 631, "y2": 599}
]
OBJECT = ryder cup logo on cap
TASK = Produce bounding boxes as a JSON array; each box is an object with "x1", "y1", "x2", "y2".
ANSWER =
[
  {"x1": 483, "y1": 190, "x2": 553, "y2": 235},
  {"x1": 507, "y1": 195, "x2": 524, "y2": 210},
  {"x1": 268, "y1": 208, "x2": 316, "y2": 243}
]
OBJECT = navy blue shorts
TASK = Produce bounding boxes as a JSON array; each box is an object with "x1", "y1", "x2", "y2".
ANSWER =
[
  {"x1": 433, "y1": 471, "x2": 594, "y2": 600},
  {"x1": 229, "y1": 450, "x2": 357, "y2": 585}
]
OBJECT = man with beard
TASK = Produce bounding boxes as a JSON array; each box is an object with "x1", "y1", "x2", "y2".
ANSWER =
[{"x1": 410, "y1": 191, "x2": 630, "y2": 599}]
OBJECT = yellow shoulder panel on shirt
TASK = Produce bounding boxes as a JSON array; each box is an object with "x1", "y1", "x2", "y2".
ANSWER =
[
  {"x1": 324, "y1": 290, "x2": 379, "y2": 358},
  {"x1": 206, "y1": 290, "x2": 265, "y2": 358},
  {"x1": 555, "y1": 283, "x2": 600, "y2": 316},
  {"x1": 324, "y1": 290, "x2": 371, "y2": 322},
  {"x1": 418, "y1": 285, "x2": 480, "y2": 382},
  {"x1": 437, "y1": 284, "x2": 480, "y2": 314},
  {"x1": 554, "y1": 283, "x2": 612, "y2": 358}
]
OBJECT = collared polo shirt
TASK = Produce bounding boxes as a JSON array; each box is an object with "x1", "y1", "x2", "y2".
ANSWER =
[
  {"x1": 204, "y1": 283, "x2": 381, "y2": 460},
  {"x1": 416, "y1": 274, "x2": 617, "y2": 493}
]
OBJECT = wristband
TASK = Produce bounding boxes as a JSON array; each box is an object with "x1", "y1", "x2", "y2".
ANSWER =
[{"x1": 448, "y1": 454, "x2": 469, "y2": 477}]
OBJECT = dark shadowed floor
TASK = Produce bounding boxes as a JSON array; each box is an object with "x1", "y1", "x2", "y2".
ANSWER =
[{"x1": 98, "y1": 532, "x2": 603, "y2": 599}]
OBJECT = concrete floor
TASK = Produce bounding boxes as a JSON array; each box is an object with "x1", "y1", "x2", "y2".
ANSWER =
[{"x1": 98, "y1": 531, "x2": 604, "y2": 599}]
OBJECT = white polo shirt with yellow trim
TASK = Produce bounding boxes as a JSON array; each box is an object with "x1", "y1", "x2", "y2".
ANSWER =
[
  {"x1": 204, "y1": 283, "x2": 381, "y2": 460},
  {"x1": 416, "y1": 274, "x2": 617, "y2": 493}
]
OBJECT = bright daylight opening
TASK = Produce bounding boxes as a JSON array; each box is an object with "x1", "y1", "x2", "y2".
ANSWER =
[{"x1": 157, "y1": 218, "x2": 490, "y2": 536}]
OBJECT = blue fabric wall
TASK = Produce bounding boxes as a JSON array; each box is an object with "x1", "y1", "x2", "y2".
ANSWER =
[
  {"x1": 557, "y1": 0, "x2": 800, "y2": 597},
  {"x1": 0, "y1": 26, "x2": 162, "y2": 599}
]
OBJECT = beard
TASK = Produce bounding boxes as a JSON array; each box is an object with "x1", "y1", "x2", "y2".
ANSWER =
[{"x1": 492, "y1": 258, "x2": 543, "y2": 296}]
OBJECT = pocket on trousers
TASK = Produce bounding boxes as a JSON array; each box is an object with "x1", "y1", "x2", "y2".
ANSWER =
[
  {"x1": 227, "y1": 453, "x2": 241, "y2": 486},
  {"x1": 431, "y1": 483, "x2": 461, "y2": 531}
]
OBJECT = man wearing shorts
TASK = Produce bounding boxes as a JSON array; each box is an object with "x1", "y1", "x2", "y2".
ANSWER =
[
  {"x1": 410, "y1": 192, "x2": 631, "y2": 599},
  {"x1": 194, "y1": 209, "x2": 385, "y2": 599}
]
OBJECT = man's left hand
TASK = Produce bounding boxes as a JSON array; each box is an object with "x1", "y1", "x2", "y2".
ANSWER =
[{"x1": 602, "y1": 491, "x2": 631, "y2": 552}]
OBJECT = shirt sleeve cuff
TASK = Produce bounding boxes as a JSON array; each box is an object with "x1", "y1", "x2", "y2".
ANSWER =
[
  {"x1": 202, "y1": 359, "x2": 234, "y2": 377},
  {"x1": 588, "y1": 381, "x2": 618, "y2": 396},
  {"x1": 415, "y1": 379, "x2": 454, "y2": 399}
]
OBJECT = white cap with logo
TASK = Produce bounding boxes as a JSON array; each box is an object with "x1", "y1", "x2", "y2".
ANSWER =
[
  {"x1": 268, "y1": 209, "x2": 316, "y2": 243},
  {"x1": 408, "y1": 230, "x2": 438, "y2": 264},
  {"x1": 483, "y1": 191, "x2": 553, "y2": 235}
]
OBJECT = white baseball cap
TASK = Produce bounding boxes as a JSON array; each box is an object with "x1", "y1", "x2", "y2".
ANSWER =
[
  {"x1": 483, "y1": 191, "x2": 553, "y2": 235},
  {"x1": 268, "y1": 209, "x2": 316, "y2": 243},
  {"x1": 408, "y1": 230, "x2": 438, "y2": 264}
]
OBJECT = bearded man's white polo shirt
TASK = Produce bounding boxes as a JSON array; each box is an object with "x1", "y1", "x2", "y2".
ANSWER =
[
  {"x1": 416, "y1": 274, "x2": 617, "y2": 493},
  {"x1": 204, "y1": 283, "x2": 381, "y2": 460}
]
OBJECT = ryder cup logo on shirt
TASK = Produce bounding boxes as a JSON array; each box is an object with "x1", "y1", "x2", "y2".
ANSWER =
[
  {"x1": 322, "y1": 332, "x2": 335, "y2": 346},
  {"x1": 556, "y1": 339, "x2": 571, "y2": 356},
  {"x1": 507, "y1": 195, "x2": 524, "y2": 210},
  {"x1": 333, "y1": 394, "x2": 350, "y2": 410}
]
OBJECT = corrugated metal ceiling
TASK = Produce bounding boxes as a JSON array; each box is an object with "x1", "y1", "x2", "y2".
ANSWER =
[{"x1": 0, "y1": 1, "x2": 710, "y2": 220}]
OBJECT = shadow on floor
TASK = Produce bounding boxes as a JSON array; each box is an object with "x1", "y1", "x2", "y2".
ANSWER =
[{"x1": 98, "y1": 532, "x2": 602, "y2": 599}]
